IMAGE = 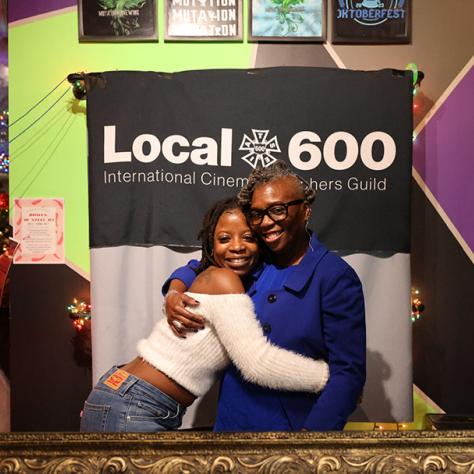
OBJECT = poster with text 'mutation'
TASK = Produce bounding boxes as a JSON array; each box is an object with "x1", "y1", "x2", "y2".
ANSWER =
[{"x1": 166, "y1": 0, "x2": 242, "y2": 40}]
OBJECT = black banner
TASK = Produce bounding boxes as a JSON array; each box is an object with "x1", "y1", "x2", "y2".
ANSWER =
[{"x1": 86, "y1": 67, "x2": 412, "y2": 252}]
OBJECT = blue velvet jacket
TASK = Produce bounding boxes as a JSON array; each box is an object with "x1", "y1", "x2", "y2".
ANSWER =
[{"x1": 163, "y1": 234, "x2": 366, "y2": 431}]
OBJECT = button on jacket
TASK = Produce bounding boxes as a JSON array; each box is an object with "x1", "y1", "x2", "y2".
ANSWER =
[{"x1": 163, "y1": 234, "x2": 366, "y2": 431}]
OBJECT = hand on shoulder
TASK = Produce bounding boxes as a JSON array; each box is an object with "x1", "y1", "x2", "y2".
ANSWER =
[{"x1": 189, "y1": 266, "x2": 245, "y2": 295}]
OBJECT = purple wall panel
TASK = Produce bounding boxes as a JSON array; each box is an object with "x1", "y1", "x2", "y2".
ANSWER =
[
  {"x1": 413, "y1": 66, "x2": 474, "y2": 252},
  {"x1": 9, "y1": 0, "x2": 76, "y2": 23}
]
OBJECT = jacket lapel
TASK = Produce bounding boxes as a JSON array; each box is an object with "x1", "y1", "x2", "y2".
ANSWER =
[{"x1": 284, "y1": 234, "x2": 328, "y2": 294}]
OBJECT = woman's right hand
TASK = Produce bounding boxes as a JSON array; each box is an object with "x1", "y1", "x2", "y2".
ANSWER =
[{"x1": 165, "y1": 290, "x2": 204, "y2": 338}]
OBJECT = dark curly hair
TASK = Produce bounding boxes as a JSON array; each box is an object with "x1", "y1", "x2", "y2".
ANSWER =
[
  {"x1": 237, "y1": 160, "x2": 315, "y2": 210},
  {"x1": 195, "y1": 197, "x2": 241, "y2": 274}
]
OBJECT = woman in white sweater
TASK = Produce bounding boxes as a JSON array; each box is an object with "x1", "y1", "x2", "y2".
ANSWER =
[{"x1": 80, "y1": 198, "x2": 329, "y2": 432}]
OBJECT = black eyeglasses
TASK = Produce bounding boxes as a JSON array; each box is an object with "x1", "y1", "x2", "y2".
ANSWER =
[{"x1": 248, "y1": 199, "x2": 305, "y2": 225}]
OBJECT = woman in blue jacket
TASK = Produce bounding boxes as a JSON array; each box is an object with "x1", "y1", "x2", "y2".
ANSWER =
[{"x1": 165, "y1": 160, "x2": 366, "y2": 431}]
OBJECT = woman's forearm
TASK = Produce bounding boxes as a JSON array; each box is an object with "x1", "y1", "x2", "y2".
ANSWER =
[
  {"x1": 188, "y1": 293, "x2": 329, "y2": 393},
  {"x1": 166, "y1": 279, "x2": 187, "y2": 294}
]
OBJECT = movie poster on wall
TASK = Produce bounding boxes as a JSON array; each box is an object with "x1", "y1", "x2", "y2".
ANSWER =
[
  {"x1": 249, "y1": 0, "x2": 325, "y2": 41},
  {"x1": 78, "y1": 0, "x2": 157, "y2": 41},
  {"x1": 165, "y1": 0, "x2": 242, "y2": 40},
  {"x1": 332, "y1": 0, "x2": 410, "y2": 44},
  {"x1": 13, "y1": 198, "x2": 65, "y2": 264}
]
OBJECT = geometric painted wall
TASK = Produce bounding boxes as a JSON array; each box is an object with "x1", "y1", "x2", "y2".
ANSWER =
[
  {"x1": 411, "y1": 62, "x2": 474, "y2": 414},
  {"x1": 8, "y1": 0, "x2": 474, "y2": 430}
]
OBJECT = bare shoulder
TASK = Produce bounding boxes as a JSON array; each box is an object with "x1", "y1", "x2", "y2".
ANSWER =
[{"x1": 189, "y1": 267, "x2": 245, "y2": 295}]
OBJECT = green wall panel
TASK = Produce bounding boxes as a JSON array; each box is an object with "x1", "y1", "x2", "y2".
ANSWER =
[{"x1": 10, "y1": 8, "x2": 253, "y2": 275}]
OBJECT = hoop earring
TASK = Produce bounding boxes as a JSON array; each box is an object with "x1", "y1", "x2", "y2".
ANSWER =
[{"x1": 305, "y1": 220, "x2": 314, "y2": 252}]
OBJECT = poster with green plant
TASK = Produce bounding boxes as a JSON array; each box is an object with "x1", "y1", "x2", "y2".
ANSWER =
[
  {"x1": 79, "y1": 0, "x2": 157, "y2": 41},
  {"x1": 249, "y1": 0, "x2": 324, "y2": 40}
]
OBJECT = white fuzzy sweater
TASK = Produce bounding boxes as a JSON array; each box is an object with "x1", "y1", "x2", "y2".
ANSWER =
[{"x1": 137, "y1": 293, "x2": 329, "y2": 397}]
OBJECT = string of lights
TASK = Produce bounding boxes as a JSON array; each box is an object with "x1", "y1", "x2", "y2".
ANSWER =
[
  {"x1": 411, "y1": 288, "x2": 425, "y2": 323},
  {"x1": 0, "y1": 109, "x2": 7, "y2": 174},
  {"x1": 67, "y1": 298, "x2": 91, "y2": 331}
]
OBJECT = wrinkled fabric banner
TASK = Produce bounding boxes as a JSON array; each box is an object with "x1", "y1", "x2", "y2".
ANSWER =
[{"x1": 86, "y1": 67, "x2": 412, "y2": 252}]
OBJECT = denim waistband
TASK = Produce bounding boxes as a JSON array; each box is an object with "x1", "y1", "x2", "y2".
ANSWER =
[{"x1": 97, "y1": 366, "x2": 183, "y2": 412}]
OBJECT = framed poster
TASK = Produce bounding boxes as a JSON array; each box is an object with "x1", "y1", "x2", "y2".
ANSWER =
[
  {"x1": 165, "y1": 0, "x2": 242, "y2": 41},
  {"x1": 332, "y1": 0, "x2": 410, "y2": 44},
  {"x1": 13, "y1": 198, "x2": 65, "y2": 264},
  {"x1": 249, "y1": 0, "x2": 325, "y2": 41},
  {"x1": 78, "y1": 0, "x2": 157, "y2": 41}
]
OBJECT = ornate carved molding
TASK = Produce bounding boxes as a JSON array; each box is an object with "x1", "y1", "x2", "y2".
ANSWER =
[{"x1": 1, "y1": 431, "x2": 474, "y2": 473}]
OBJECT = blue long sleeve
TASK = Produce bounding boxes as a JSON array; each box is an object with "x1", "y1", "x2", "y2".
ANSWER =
[
  {"x1": 303, "y1": 266, "x2": 366, "y2": 430},
  {"x1": 161, "y1": 259, "x2": 199, "y2": 295}
]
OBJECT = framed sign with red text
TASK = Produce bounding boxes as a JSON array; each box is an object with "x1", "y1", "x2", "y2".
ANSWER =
[{"x1": 13, "y1": 198, "x2": 65, "y2": 264}]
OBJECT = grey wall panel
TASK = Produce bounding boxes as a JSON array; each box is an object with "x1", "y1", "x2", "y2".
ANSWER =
[
  {"x1": 254, "y1": 44, "x2": 337, "y2": 68},
  {"x1": 92, "y1": 247, "x2": 412, "y2": 427}
]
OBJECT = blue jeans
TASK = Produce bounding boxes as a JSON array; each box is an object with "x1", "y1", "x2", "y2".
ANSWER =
[{"x1": 80, "y1": 366, "x2": 185, "y2": 432}]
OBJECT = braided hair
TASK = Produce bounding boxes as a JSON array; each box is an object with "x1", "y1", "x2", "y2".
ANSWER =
[
  {"x1": 195, "y1": 196, "x2": 241, "y2": 274},
  {"x1": 237, "y1": 160, "x2": 315, "y2": 211}
]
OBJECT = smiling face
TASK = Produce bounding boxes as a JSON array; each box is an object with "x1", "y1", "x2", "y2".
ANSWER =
[
  {"x1": 212, "y1": 209, "x2": 259, "y2": 276},
  {"x1": 250, "y1": 176, "x2": 310, "y2": 266}
]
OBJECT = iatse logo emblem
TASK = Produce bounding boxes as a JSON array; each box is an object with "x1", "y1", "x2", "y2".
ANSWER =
[{"x1": 239, "y1": 129, "x2": 281, "y2": 169}]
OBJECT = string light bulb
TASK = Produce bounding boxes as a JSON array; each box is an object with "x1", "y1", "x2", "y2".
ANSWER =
[{"x1": 411, "y1": 288, "x2": 425, "y2": 322}]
